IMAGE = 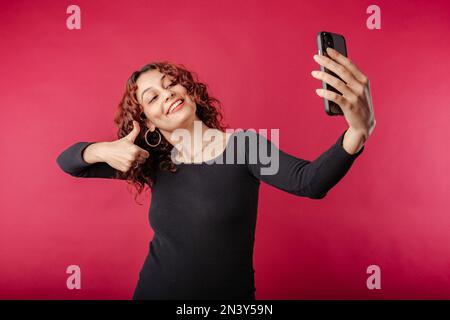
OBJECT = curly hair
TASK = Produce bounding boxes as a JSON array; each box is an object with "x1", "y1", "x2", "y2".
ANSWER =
[{"x1": 112, "y1": 62, "x2": 228, "y2": 205}]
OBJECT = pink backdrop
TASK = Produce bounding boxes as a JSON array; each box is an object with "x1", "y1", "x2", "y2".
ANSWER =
[{"x1": 1, "y1": 0, "x2": 449, "y2": 299}]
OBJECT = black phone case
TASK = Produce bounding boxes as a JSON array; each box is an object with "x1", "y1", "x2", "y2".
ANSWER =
[{"x1": 316, "y1": 31, "x2": 348, "y2": 116}]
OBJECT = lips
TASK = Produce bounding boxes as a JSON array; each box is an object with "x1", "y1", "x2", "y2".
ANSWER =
[{"x1": 167, "y1": 99, "x2": 184, "y2": 115}]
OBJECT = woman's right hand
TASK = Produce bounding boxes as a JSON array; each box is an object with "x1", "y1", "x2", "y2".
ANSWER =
[{"x1": 100, "y1": 120, "x2": 150, "y2": 173}]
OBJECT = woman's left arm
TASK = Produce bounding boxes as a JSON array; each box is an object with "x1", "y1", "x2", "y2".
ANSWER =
[
  {"x1": 245, "y1": 128, "x2": 364, "y2": 199},
  {"x1": 311, "y1": 47, "x2": 376, "y2": 154}
]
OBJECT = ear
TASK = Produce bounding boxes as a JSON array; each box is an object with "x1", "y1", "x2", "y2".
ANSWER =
[{"x1": 145, "y1": 119, "x2": 156, "y2": 131}]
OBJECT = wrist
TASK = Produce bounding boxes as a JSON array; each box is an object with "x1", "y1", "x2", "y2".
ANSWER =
[
  {"x1": 343, "y1": 128, "x2": 366, "y2": 155},
  {"x1": 83, "y1": 141, "x2": 110, "y2": 164},
  {"x1": 348, "y1": 127, "x2": 369, "y2": 142}
]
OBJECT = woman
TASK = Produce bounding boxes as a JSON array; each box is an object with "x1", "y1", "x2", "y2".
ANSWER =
[{"x1": 56, "y1": 47, "x2": 375, "y2": 300}]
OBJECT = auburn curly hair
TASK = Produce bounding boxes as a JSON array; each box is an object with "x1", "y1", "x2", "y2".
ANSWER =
[{"x1": 112, "y1": 62, "x2": 228, "y2": 205}]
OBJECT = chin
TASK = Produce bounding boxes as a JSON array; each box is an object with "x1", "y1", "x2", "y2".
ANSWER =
[{"x1": 165, "y1": 113, "x2": 195, "y2": 131}]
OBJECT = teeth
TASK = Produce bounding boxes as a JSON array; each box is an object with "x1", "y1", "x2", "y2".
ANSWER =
[{"x1": 169, "y1": 100, "x2": 183, "y2": 114}]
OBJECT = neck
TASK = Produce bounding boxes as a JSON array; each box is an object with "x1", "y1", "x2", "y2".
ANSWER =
[{"x1": 161, "y1": 119, "x2": 225, "y2": 162}]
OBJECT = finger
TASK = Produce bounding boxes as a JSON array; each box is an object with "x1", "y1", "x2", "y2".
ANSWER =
[
  {"x1": 124, "y1": 120, "x2": 140, "y2": 143},
  {"x1": 129, "y1": 145, "x2": 150, "y2": 160},
  {"x1": 120, "y1": 164, "x2": 130, "y2": 173},
  {"x1": 313, "y1": 54, "x2": 364, "y2": 95},
  {"x1": 139, "y1": 148, "x2": 150, "y2": 158},
  {"x1": 136, "y1": 154, "x2": 148, "y2": 163},
  {"x1": 130, "y1": 158, "x2": 144, "y2": 170},
  {"x1": 315, "y1": 88, "x2": 350, "y2": 112},
  {"x1": 325, "y1": 47, "x2": 369, "y2": 85},
  {"x1": 311, "y1": 70, "x2": 357, "y2": 100},
  {"x1": 134, "y1": 151, "x2": 149, "y2": 163}
]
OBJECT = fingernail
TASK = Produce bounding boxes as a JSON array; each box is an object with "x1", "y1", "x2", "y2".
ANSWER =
[
  {"x1": 316, "y1": 89, "x2": 322, "y2": 95},
  {"x1": 313, "y1": 54, "x2": 319, "y2": 60},
  {"x1": 311, "y1": 70, "x2": 318, "y2": 76}
]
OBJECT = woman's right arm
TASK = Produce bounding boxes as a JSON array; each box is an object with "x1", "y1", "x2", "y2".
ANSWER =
[
  {"x1": 56, "y1": 121, "x2": 150, "y2": 179},
  {"x1": 56, "y1": 141, "x2": 122, "y2": 179}
]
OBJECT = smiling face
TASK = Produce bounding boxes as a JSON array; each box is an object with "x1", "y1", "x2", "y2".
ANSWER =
[{"x1": 136, "y1": 69, "x2": 199, "y2": 133}]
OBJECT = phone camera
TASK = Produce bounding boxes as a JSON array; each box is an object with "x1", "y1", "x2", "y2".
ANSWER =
[{"x1": 323, "y1": 33, "x2": 333, "y2": 48}]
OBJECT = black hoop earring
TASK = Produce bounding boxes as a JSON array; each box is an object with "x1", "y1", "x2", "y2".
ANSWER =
[{"x1": 144, "y1": 129, "x2": 162, "y2": 147}]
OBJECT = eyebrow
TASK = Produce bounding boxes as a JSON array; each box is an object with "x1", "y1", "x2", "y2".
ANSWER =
[{"x1": 140, "y1": 74, "x2": 166, "y2": 102}]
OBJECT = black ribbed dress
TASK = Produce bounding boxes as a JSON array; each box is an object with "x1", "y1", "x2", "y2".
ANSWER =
[{"x1": 56, "y1": 128, "x2": 364, "y2": 300}]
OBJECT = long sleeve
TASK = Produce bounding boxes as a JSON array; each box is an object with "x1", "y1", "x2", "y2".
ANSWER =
[
  {"x1": 245, "y1": 129, "x2": 364, "y2": 199},
  {"x1": 56, "y1": 142, "x2": 122, "y2": 179}
]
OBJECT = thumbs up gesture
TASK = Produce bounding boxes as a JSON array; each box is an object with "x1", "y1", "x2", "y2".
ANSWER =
[{"x1": 103, "y1": 120, "x2": 151, "y2": 173}]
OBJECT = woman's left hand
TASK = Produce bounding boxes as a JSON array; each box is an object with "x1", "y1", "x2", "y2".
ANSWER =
[{"x1": 311, "y1": 47, "x2": 376, "y2": 142}]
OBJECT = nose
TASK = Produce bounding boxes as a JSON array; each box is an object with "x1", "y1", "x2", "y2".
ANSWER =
[{"x1": 165, "y1": 90, "x2": 174, "y2": 102}]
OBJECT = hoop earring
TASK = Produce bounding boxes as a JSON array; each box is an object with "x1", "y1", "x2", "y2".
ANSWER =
[{"x1": 144, "y1": 128, "x2": 162, "y2": 147}]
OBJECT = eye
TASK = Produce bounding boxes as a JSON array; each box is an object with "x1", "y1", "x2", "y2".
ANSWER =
[{"x1": 147, "y1": 82, "x2": 175, "y2": 104}]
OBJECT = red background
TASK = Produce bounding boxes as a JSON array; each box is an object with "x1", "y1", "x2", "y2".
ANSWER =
[{"x1": 1, "y1": 0, "x2": 449, "y2": 299}]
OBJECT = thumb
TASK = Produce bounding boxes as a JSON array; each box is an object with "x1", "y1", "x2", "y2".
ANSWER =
[{"x1": 124, "y1": 120, "x2": 140, "y2": 143}]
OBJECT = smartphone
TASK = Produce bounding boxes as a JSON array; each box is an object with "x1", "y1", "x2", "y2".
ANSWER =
[{"x1": 316, "y1": 31, "x2": 348, "y2": 116}]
